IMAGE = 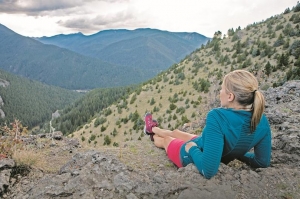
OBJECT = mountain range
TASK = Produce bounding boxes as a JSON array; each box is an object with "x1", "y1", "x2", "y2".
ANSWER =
[
  {"x1": 0, "y1": 24, "x2": 209, "y2": 90},
  {"x1": 36, "y1": 28, "x2": 209, "y2": 71}
]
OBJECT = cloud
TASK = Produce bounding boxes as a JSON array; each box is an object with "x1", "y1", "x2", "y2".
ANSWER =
[
  {"x1": 58, "y1": 9, "x2": 144, "y2": 33},
  {"x1": 0, "y1": 0, "x2": 296, "y2": 37},
  {"x1": 0, "y1": 0, "x2": 129, "y2": 15},
  {"x1": 0, "y1": 0, "x2": 134, "y2": 33},
  {"x1": 0, "y1": 0, "x2": 80, "y2": 15}
]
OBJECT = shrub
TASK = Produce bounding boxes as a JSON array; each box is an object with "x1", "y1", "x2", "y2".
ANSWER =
[
  {"x1": 104, "y1": 108, "x2": 112, "y2": 116},
  {"x1": 113, "y1": 142, "x2": 119, "y2": 147},
  {"x1": 94, "y1": 117, "x2": 107, "y2": 127},
  {"x1": 0, "y1": 119, "x2": 27, "y2": 158},
  {"x1": 103, "y1": 135, "x2": 111, "y2": 145},
  {"x1": 150, "y1": 97, "x2": 156, "y2": 105},
  {"x1": 100, "y1": 125, "x2": 106, "y2": 132},
  {"x1": 130, "y1": 94, "x2": 137, "y2": 104},
  {"x1": 169, "y1": 103, "x2": 177, "y2": 110},
  {"x1": 89, "y1": 134, "x2": 96, "y2": 141},
  {"x1": 273, "y1": 34, "x2": 285, "y2": 47},
  {"x1": 231, "y1": 34, "x2": 239, "y2": 42},
  {"x1": 112, "y1": 128, "x2": 118, "y2": 137}
]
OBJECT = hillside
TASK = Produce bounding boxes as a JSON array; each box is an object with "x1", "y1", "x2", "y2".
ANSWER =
[
  {"x1": 0, "y1": 69, "x2": 81, "y2": 129},
  {"x1": 64, "y1": 5, "x2": 300, "y2": 147},
  {"x1": 51, "y1": 85, "x2": 137, "y2": 135},
  {"x1": 36, "y1": 28, "x2": 209, "y2": 72},
  {"x1": 0, "y1": 24, "x2": 152, "y2": 89}
]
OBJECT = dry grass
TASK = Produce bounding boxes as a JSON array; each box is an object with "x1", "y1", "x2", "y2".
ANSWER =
[
  {"x1": 12, "y1": 150, "x2": 47, "y2": 170},
  {"x1": 11, "y1": 138, "x2": 83, "y2": 174},
  {"x1": 107, "y1": 140, "x2": 178, "y2": 172}
]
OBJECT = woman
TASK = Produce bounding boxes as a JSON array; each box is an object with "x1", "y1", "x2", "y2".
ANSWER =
[{"x1": 144, "y1": 70, "x2": 271, "y2": 179}]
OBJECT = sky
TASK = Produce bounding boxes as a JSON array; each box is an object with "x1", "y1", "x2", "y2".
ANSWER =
[{"x1": 0, "y1": 0, "x2": 297, "y2": 38}]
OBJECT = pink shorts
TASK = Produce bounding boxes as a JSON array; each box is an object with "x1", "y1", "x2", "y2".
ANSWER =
[{"x1": 167, "y1": 136, "x2": 198, "y2": 168}]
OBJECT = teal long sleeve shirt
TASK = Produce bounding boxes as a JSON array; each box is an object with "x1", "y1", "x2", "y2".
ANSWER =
[{"x1": 180, "y1": 108, "x2": 271, "y2": 179}]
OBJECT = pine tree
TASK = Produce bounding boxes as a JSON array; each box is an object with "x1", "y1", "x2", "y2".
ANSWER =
[{"x1": 265, "y1": 61, "x2": 272, "y2": 76}]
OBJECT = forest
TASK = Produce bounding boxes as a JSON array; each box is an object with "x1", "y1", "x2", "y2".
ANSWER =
[{"x1": 0, "y1": 69, "x2": 81, "y2": 129}]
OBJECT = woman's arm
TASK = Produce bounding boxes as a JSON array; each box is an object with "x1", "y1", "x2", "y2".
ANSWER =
[
  {"x1": 186, "y1": 111, "x2": 224, "y2": 179},
  {"x1": 239, "y1": 129, "x2": 271, "y2": 168}
]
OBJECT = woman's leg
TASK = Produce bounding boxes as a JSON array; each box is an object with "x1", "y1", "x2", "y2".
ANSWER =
[
  {"x1": 152, "y1": 127, "x2": 196, "y2": 142},
  {"x1": 153, "y1": 134, "x2": 185, "y2": 168},
  {"x1": 153, "y1": 134, "x2": 174, "y2": 153}
]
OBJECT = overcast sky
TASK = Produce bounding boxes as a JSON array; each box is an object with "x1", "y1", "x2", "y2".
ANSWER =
[{"x1": 0, "y1": 0, "x2": 296, "y2": 38}]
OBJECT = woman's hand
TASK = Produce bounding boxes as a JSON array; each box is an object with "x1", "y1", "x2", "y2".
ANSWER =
[{"x1": 185, "y1": 141, "x2": 197, "y2": 153}]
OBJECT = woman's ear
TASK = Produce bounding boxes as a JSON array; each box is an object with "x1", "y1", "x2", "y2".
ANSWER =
[{"x1": 228, "y1": 93, "x2": 235, "y2": 102}]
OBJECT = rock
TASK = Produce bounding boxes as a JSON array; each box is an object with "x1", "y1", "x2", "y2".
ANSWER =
[
  {"x1": 0, "y1": 158, "x2": 15, "y2": 169},
  {"x1": 52, "y1": 131, "x2": 63, "y2": 140},
  {"x1": 0, "y1": 159, "x2": 15, "y2": 196},
  {"x1": 0, "y1": 109, "x2": 5, "y2": 118},
  {"x1": 0, "y1": 79, "x2": 10, "y2": 88}
]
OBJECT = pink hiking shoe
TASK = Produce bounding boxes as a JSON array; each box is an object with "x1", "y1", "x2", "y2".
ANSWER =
[{"x1": 143, "y1": 113, "x2": 158, "y2": 141}]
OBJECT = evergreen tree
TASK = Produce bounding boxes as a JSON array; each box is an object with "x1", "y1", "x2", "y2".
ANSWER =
[
  {"x1": 265, "y1": 61, "x2": 272, "y2": 76},
  {"x1": 103, "y1": 135, "x2": 111, "y2": 145},
  {"x1": 235, "y1": 40, "x2": 242, "y2": 54}
]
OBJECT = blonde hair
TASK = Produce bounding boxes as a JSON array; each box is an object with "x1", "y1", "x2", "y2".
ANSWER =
[{"x1": 223, "y1": 70, "x2": 265, "y2": 132}]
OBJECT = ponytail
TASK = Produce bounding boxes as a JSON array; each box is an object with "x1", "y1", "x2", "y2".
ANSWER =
[{"x1": 251, "y1": 90, "x2": 265, "y2": 132}]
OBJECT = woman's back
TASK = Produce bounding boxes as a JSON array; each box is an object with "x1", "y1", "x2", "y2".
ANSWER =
[
  {"x1": 207, "y1": 108, "x2": 271, "y2": 164},
  {"x1": 181, "y1": 108, "x2": 271, "y2": 178}
]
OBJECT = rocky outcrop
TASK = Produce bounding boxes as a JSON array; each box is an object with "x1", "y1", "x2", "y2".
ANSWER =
[
  {"x1": 0, "y1": 159, "x2": 15, "y2": 196},
  {"x1": 0, "y1": 78, "x2": 9, "y2": 118},
  {"x1": 0, "y1": 109, "x2": 5, "y2": 119},
  {"x1": 0, "y1": 78, "x2": 9, "y2": 88},
  {"x1": 6, "y1": 151, "x2": 238, "y2": 199},
  {"x1": 263, "y1": 80, "x2": 300, "y2": 168},
  {"x1": 1, "y1": 80, "x2": 300, "y2": 198},
  {"x1": 0, "y1": 95, "x2": 5, "y2": 118}
]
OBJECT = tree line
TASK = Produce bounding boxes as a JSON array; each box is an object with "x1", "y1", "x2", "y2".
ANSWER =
[{"x1": 52, "y1": 85, "x2": 137, "y2": 135}]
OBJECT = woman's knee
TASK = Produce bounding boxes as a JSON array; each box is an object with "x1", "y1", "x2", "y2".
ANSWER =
[
  {"x1": 172, "y1": 129, "x2": 181, "y2": 134},
  {"x1": 163, "y1": 136, "x2": 174, "y2": 151},
  {"x1": 153, "y1": 135, "x2": 164, "y2": 148}
]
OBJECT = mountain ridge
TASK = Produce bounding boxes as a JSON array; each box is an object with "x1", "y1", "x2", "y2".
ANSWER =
[
  {"x1": 36, "y1": 28, "x2": 210, "y2": 69},
  {"x1": 0, "y1": 24, "x2": 144, "y2": 89},
  {"x1": 0, "y1": 24, "x2": 209, "y2": 89}
]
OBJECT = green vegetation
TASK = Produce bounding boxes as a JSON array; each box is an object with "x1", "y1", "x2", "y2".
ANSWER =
[
  {"x1": 0, "y1": 119, "x2": 27, "y2": 157},
  {"x1": 52, "y1": 85, "x2": 137, "y2": 135},
  {"x1": 0, "y1": 69, "x2": 80, "y2": 128}
]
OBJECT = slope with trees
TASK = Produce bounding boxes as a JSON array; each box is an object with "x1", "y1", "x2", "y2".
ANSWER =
[
  {"x1": 65, "y1": 3, "x2": 300, "y2": 148},
  {"x1": 51, "y1": 85, "x2": 137, "y2": 135},
  {"x1": 0, "y1": 69, "x2": 81, "y2": 129}
]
